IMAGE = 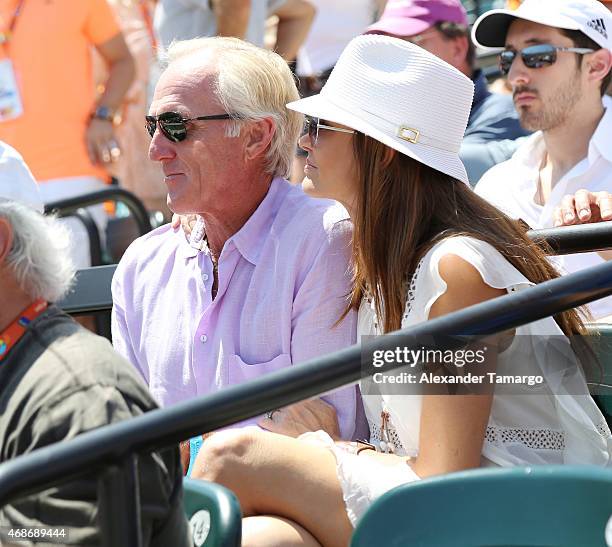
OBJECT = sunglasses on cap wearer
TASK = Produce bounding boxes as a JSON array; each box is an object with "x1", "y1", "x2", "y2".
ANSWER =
[
  {"x1": 498, "y1": 44, "x2": 594, "y2": 75},
  {"x1": 304, "y1": 115, "x2": 356, "y2": 146},
  {"x1": 145, "y1": 111, "x2": 235, "y2": 142}
]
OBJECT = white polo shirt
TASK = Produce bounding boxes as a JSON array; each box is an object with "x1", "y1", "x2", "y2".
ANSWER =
[{"x1": 475, "y1": 96, "x2": 612, "y2": 319}]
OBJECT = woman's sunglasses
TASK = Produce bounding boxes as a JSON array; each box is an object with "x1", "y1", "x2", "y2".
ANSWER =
[
  {"x1": 145, "y1": 111, "x2": 234, "y2": 142},
  {"x1": 304, "y1": 116, "x2": 355, "y2": 146},
  {"x1": 499, "y1": 44, "x2": 594, "y2": 75}
]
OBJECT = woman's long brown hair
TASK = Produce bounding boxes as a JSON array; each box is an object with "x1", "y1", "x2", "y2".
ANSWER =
[{"x1": 343, "y1": 133, "x2": 588, "y2": 335}]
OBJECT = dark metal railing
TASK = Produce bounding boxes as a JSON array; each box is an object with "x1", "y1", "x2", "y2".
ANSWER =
[
  {"x1": 531, "y1": 221, "x2": 612, "y2": 255},
  {"x1": 44, "y1": 187, "x2": 153, "y2": 237},
  {"x1": 46, "y1": 188, "x2": 153, "y2": 339},
  {"x1": 2, "y1": 259, "x2": 612, "y2": 546},
  {"x1": 70, "y1": 208, "x2": 104, "y2": 267}
]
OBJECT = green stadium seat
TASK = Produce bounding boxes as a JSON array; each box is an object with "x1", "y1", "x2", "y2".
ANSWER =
[
  {"x1": 351, "y1": 466, "x2": 612, "y2": 547},
  {"x1": 182, "y1": 478, "x2": 242, "y2": 547},
  {"x1": 585, "y1": 323, "x2": 612, "y2": 426}
]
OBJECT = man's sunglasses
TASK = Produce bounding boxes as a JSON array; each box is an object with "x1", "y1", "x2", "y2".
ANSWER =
[
  {"x1": 145, "y1": 111, "x2": 234, "y2": 142},
  {"x1": 499, "y1": 44, "x2": 594, "y2": 75},
  {"x1": 304, "y1": 116, "x2": 355, "y2": 146}
]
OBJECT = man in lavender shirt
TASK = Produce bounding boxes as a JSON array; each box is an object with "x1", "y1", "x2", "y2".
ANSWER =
[{"x1": 111, "y1": 37, "x2": 359, "y2": 455}]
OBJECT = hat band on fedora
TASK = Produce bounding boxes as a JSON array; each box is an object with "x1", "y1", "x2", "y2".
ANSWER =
[
  {"x1": 320, "y1": 95, "x2": 462, "y2": 154},
  {"x1": 359, "y1": 107, "x2": 461, "y2": 153}
]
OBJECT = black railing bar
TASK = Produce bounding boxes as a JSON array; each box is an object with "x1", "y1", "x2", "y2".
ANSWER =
[
  {"x1": 588, "y1": 382, "x2": 612, "y2": 391},
  {"x1": 1, "y1": 259, "x2": 612, "y2": 505},
  {"x1": 98, "y1": 453, "x2": 143, "y2": 547},
  {"x1": 71, "y1": 208, "x2": 103, "y2": 267},
  {"x1": 97, "y1": 453, "x2": 143, "y2": 547},
  {"x1": 45, "y1": 188, "x2": 152, "y2": 235},
  {"x1": 529, "y1": 221, "x2": 612, "y2": 255}
]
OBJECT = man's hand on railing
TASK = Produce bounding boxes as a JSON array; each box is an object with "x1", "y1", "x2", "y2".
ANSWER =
[
  {"x1": 553, "y1": 190, "x2": 612, "y2": 227},
  {"x1": 258, "y1": 398, "x2": 341, "y2": 440}
]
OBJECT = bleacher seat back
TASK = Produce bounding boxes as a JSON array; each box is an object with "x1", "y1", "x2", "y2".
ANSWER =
[
  {"x1": 351, "y1": 466, "x2": 612, "y2": 547},
  {"x1": 182, "y1": 478, "x2": 241, "y2": 547},
  {"x1": 585, "y1": 324, "x2": 612, "y2": 426}
]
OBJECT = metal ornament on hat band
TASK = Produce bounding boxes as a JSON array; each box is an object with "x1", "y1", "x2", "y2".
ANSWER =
[
  {"x1": 397, "y1": 126, "x2": 420, "y2": 144},
  {"x1": 316, "y1": 99, "x2": 461, "y2": 153},
  {"x1": 359, "y1": 105, "x2": 460, "y2": 151}
]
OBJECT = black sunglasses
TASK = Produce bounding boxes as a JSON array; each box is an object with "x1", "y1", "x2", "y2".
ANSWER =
[
  {"x1": 303, "y1": 115, "x2": 356, "y2": 146},
  {"x1": 145, "y1": 111, "x2": 234, "y2": 142},
  {"x1": 499, "y1": 44, "x2": 594, "y2": 75}
]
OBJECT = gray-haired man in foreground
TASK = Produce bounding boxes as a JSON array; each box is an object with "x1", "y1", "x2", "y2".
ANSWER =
[{"x1": 0, "y1": 142, "x2": 189, "y2": 546}]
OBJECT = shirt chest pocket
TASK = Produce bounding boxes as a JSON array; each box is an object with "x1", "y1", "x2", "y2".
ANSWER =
[{"x1": 228, "y1": 353, "x2": 292, "y2": 385}]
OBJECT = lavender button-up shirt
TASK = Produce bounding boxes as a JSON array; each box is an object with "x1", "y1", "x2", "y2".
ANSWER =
[{"x1": 111, "y1": 177, "x2": 358, "y2": 438}]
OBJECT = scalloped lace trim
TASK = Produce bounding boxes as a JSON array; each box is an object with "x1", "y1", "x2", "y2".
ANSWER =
[
  {"x1": 402, "y1": 259, "x2": 423, "y2": 323},
  {"x1": 370, "y1": 422, "x2": 406, "y2": 453},
  {"x1": 364, "y1": 259, "x2": 424, "y2": 332},
  {"x1": 485, "y1": 426, "x2": 566, "y2": 450}
]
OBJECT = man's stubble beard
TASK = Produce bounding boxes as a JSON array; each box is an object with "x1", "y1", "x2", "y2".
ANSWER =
[{"x1": 518, "y1": 67, "x2": 582, "y2": 132}]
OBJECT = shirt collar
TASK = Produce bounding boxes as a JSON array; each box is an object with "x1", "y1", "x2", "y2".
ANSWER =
[
  {"x1": 231, "y1": 177, "x2": 288, "y2": 265},
  {"x1": 471, "y1": 69, "x2": 491, "y2": 113},
  {"x1": 513, "y1": 130, "x2": 546, "y2": 169},
  {"x1": 178, "y1": 223, "x2": 203, "y2": 259},
  {"x1": 179, "y1": 176, "x2": 288, "y2": 265},
  {"x1": 588, "y1": 95, "x2": 612, "y2": 164}
]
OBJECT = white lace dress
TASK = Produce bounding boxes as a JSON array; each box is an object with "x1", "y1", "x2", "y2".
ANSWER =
[{"x1": 304, "y1": 236, "x2": 611, "y2": 527}]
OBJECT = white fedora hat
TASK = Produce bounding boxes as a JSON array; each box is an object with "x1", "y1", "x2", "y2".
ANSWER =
[{"x1": 287, "y1": 34, "x2": 474, "y2": 185}]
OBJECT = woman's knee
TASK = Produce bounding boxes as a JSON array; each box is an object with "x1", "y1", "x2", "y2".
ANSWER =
[{"x1": 190, "y1": 427, "x2": 262, "y2": 482}]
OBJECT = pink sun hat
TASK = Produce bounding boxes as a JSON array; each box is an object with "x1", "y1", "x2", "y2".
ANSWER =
[{"x1": 365, "y1": 0, "x2": 469, "y2": 38}]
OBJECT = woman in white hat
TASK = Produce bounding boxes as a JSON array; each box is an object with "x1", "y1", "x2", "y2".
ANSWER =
[{"x1": 194, "y1": 35, "x2": 610, "y2": 546}]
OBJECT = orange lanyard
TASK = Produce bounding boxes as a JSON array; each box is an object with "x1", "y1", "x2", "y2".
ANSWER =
[
  {"x1": 0, "y1": 0, "x2": 25, "y2": 45},
  {"x1": 0, "y1": 298, "x2": 47, "y2": 362}
]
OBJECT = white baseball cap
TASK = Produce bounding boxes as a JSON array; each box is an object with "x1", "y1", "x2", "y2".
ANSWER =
[
  {"x1": 472, "y1": 0, "x2": 612, "y2": 51},
  {"x1": 0, "y1": 141, "x2": 43, "y2": 213},
  {"x1": 287, "y1": 35, "x2": 474, "y2": 185}
]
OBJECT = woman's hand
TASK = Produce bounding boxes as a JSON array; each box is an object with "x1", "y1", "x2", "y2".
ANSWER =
[{"x1": 259, "y1": 398, "x2": 341, "y2": 439}]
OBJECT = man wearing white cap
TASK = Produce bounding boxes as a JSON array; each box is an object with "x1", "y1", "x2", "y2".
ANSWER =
[
  {"x1": 0, "y1": 140, "x2": 189, "y2": 545},
  {"x1": 473, "y1": 0, "x2": 612, "y2": 320}
]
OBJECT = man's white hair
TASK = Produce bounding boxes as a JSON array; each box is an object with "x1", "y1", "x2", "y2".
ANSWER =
[
  {"x1": 166, "y1": 37, "x2": 303, "y2": 178},
  {"x1": 0, "y1": 200, "x2": 75, "y2": 302}
]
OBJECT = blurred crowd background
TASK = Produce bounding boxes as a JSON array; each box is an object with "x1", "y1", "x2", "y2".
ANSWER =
[{"x1": 0, "y1": 0, "x2": 608, "y2": 270}]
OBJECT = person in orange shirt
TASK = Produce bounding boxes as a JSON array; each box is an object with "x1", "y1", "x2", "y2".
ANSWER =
[
  {"x1": 95, "y1": 0, "x2": 170, "y2": 219},
  {"x1": 0, "y1": 0, "x2": 135, "y2": 268}
]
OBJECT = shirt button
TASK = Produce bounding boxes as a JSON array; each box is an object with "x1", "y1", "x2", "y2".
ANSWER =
[
  {"x1": 202, "y1": 273, "x2": 209, "y2": 281},
  {"x1": 200, "y1": 334, "x2": 208, "y2": 343}
]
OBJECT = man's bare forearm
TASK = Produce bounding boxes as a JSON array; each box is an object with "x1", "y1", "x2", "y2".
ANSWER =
[
  {"x1": 273, "y1": 0, "x2": 315, "y2": 62},
  {"x1": 95, "y1": 33, "x2": 136, "y2": 112},
  {"x1": 211, "y1": 0, "x2": 251, "y2": 38}
]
